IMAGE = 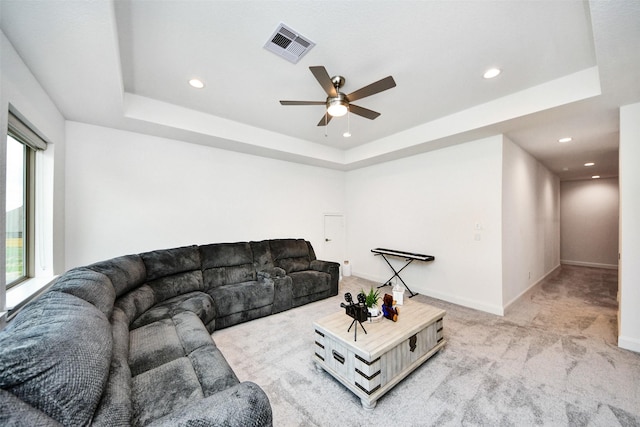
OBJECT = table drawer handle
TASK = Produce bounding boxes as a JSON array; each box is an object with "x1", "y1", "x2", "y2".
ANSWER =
[
  {"x1": 409, "y1": 334, "x2": 417, "y2": 352},
  {"x1": 332, "y1": 350, "x2": 345, "y2": 364}
]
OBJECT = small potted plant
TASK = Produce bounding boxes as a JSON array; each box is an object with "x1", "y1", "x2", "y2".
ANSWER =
[{"x1": 362, "y1": 287, "x2": 382, "y2": 321}]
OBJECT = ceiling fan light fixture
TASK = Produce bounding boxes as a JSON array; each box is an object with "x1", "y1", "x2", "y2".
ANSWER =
[{"x1": 327, "y1": 98, "x2": 348, "y2": 117}]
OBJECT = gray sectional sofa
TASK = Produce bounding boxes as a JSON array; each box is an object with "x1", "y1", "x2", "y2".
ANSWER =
[{"x1": 0, "y1": 238, "x2": 339, "y2": 426}]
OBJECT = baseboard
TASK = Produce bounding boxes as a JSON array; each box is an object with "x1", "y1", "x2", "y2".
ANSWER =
[
  {"x1": 618, "y1": 335, "x2": 640, "y2": 353},
  {"x1": 351, "y1": 270, "x2": 504, "y2": 316},
  {"x1": 561, "y1": 260, "x2": 618, "y2": 270},
  {"x1": 503, "y1": 264, "x2": 561, "y2": 313},
  {"x1": 422, "y1": 288, "x2": 504, "y2": 316},
  {"x1": 350, "y1": 271, "x2": 381, "y2": 285}
]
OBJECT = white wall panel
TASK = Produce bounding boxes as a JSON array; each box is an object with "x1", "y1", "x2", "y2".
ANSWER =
[
  {"x1": 345, "y1": 136, "x2": 504, "y2": 314},
  {"x1": 1, "y1": 31, "x2": 65, "y2": 282},
  {"x1": 619, "y1": 102, "x2": 640, "y2": 352},
  {"x1": 560, "y1": 178, "x2": 619, "y2": 268},
  {"x1": 502, "y1": 137, "x2": 560, "y2": 308},
  {"x1": 64, "y1": 122, "x2": 345, "y2": 268}
]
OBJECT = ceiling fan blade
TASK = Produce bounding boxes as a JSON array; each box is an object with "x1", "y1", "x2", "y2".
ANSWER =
[
  {"x1": 346, "y1": 76, "x2": 396, "y2": 102},
  {"x1": 316, "y1": 112, "x2": 333, "y2": 127},
  {"x1": 310, "y1": 66, "x2": 338, "y2": 97},
  {"x1": 349, "y1": 104, "x2": 381, "y2": 120},
  {"x1": 280, "y1": 100, "x2": 326, "y2": 106}
]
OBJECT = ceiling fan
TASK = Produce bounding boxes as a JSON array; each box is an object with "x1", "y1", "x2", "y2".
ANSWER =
[{"x1": 279, "y1": 66, "x2": 396, "y2": 126}]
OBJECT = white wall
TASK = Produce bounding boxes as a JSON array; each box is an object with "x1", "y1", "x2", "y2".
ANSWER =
[
  {"x1": 502, "y1": 137, "x2": 560, "y2": 308},
  {"x1": 345, "y1": 135, "x2": 504, "y2": 315},
  {"x1": 1, "y1": 31, "x2": 65, "y2": 317},
  {"x1": 64, "y1": 122, "x2": 345, "y2": 268},
  {"x1": 560, "y1": 178, "x2": 619, "y2": 268},
  {"x1": 618, "y1": 102, "x2": 640, "y2": 353}
]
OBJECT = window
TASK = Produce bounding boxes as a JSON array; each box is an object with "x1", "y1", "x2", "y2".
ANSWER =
[{"x1": 5, "y1": 112, "x2": 46, "y2": 289}]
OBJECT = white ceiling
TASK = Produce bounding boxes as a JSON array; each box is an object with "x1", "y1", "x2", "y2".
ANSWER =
[{"x1": 1, "y1": 0, "x2": 639, "y2": 179}]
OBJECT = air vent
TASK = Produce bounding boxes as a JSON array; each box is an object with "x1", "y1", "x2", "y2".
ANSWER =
[{"x1": 264, "y1": 23, "x2": 315, "y2": 64}]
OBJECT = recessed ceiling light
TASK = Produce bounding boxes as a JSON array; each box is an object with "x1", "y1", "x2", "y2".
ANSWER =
[
  {"x1": 483, "y1": 68, "x2": 501, "y2": 79},
  {"x1": 584, "y1": 162, "x2": 595, "y2": 167},
  {"x1": 592, "y1": 175, "x2": 601, "y2": 179},
  {"x1": 188, "y1": 78, "x2": 205, "y2": 89},
  {"x1": 558, "y1": 137, "x2": 572, "y2": 143},
  {"x1": 343, "y1": 132, "x2": 351, "y2": 138}
]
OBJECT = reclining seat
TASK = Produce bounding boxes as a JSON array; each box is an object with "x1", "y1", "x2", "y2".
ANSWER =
[
  {"x1": 268, "y1": 239, "x2": 339, "y2": 307},
  {"x1": 200, "y1": 242, "x2": 275, "y2": 330}
]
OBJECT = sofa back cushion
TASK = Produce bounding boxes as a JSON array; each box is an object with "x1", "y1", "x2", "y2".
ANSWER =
[
  {"x1": 140, "y1": 246, "x2": 201, "y2": 281},
  {"x1": 139, "y1": 245, "x2": 204, "y2": 305},
  {"x1": 146, "y1": 270, "x2": 205, "y2": 303},
  {"x1": 200, "y1": 242, "x2": 256, "y2": 289},
  {"x1": 269, "y1": 239, "x2": 312, "y2": 273},
  {"x1": 0, "y1": 291, "x2": 112, "y2": 426},
  {"x1": 87, "y1": 254, "x2": 147, "y2": 297},
  {"x1": 50, "y1": 267, "x2": 116, "y2": 318},
  {"x1": 115, "y1": 284, "x2": 157, "y2": 326},
  {"x1": 250, "y1": 240, "x2": 274, "y2": 270}
]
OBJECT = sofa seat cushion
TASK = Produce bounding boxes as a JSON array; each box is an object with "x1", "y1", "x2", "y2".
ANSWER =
[
  {"x1": 211, "y1": 280, "x2": 274, "y2": 318},
  {"x1": 132, "y1": 350, "x2": 241, "y2": 427},
  {"x1": 130, "y1": 291, "x2": 215, "y2": 330},
  {"x1": 289, "y1": 270, "x2": 331, "y2": 298},
  {"x1": 132, "y1": 357, "x2": 204, "y2": 427},
  {"x1": 145, "y1": 381, "x2": 272, "y2": 427},
  {"x1": 129, "y1": 311, "x2": 212, "y2": 375},
  {"x1": 129, "y1": 311, "x2": 239, "y2": 426},
  {"x1": 0, "y1": 291, "x2": 112, "y2": 426}
]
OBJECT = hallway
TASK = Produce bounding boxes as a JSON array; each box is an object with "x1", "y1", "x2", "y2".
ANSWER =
[{"x1": 507, "y1": 265, "x2": 619, "y2": 346}]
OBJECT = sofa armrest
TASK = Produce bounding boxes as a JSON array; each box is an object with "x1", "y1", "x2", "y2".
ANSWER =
[
  {"x1": 257, "y1": 267, "x2": 286, "y2": 279},
  {"x1": 0, "y1": 389, "x2": 63, "y2": 426},
  {"x1": 310, "y1": 260, "x2": 339, "y2": 274},
  {"x1": 310, "y1": 260, "x2": 340, "y2": 298},
  {"x1": 147, "y1": 381, "x2": 272, "y2": 427}
]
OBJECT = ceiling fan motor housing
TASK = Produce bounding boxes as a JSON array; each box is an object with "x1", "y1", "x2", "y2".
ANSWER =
[{"x1": 331, "y1": 75, "x2": 346, "y2": 89}]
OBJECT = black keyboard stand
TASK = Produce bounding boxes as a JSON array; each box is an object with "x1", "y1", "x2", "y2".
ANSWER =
[{"x1": 371, "y1": 248, "x2": 435, "y2": 298}]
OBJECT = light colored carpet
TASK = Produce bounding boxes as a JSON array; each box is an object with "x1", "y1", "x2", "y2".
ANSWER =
[{"x1": 213, "y1": 266, "x2": 640, "y2": 426}]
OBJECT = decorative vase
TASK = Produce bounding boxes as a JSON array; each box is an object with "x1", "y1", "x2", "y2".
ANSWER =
[{"x1": 368, "y1": 305, "x2": 382, "y2": 322}]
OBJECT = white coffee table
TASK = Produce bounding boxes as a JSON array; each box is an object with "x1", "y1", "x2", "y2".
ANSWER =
[{"x1": 313, "y1": 298, "x2": 445, "y2": 409}]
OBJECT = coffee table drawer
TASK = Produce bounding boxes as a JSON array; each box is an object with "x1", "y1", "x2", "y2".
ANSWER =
[{"x1": 315, "y1": 329, "x2": 353, "y2": 379}]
